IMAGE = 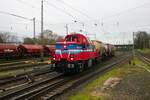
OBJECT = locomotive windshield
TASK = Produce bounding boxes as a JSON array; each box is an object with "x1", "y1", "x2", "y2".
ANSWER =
[
  {"x1": 65, "y1": 35, "x2": 79, "y2": 42},
  {"x1": 56, "y1": 44, "x2": 82, "y2": 50},
  {"x1": 56, "y1": 44, "x2": 63, "y2": 50}
]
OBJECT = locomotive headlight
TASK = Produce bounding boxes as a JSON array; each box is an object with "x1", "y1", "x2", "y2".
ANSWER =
[
  {"x1": 53, "y1": 55, "x2": 56, "y2": 60},
  {"x1": 70, "y1": 54, "x2": 74, "y2": 60},
  {"x1": 70, "y1": 57, "x2": 74, "y2": 60}
]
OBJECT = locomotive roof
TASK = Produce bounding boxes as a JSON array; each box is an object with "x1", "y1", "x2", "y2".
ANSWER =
[{"x1": 67, "y1": 33, "x2": 86, "y2": 37}]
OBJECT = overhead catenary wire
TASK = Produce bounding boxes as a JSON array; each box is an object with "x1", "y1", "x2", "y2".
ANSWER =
[
  {"x1": 0, "y1": 10, "x2": 37, "y2": 38},
  {"x1": 16, "y1": 0, "x2": 39, "y2": 9},
  {"x1": 56, "y1": 0, "x2": 93, "y2": 20},
  {"x1": 0, "y1": 11, "x2": 32, "y2": 21},
  {"x1": 16, "y1": 0, "x2": 80, "y2": 26},
  {"x1": 102, "y1": 1, "x2": 150, "y2": 21},
  {"x1": 0, "y1": 9, "x2": 52, "y2": 28},
  {"x1": 1, "y1": 0, "x2": 150, "y2": 36},
  {"x1": 45, "y1": 1, "x2": 77, "y2": 21},
  {"x1": 10, "y1": 0, "x2": 150, "y2": 26},
  {"x1": 51, "y1": 1, "x2": 150, "y2": 27},
  {"x1": 16, "y1": 0, "x2": 61, "y2": 26}
]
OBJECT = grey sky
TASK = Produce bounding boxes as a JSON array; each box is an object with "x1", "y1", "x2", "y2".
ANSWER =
[{"x1": 0, "y1": 0, "x2": 150, "y2": 44}]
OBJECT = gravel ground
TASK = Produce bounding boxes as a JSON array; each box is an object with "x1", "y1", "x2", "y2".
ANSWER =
[
  {"x1": 91, "y1": 58, "x2": 150, "y2": 100},
  {"x1": 103, "y1": 72, "x2": 150, "y2": 100}
]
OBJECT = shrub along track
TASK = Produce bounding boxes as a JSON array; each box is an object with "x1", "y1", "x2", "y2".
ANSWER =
[{"x1": 0, "y1": 52, "x2": 131, "y2": 100}]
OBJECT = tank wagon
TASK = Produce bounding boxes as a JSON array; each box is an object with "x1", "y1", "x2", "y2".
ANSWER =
[
  {"x1": 106, "y1": 44, "x2": 115, "y2": 56},
  {"x1": 92, "y1": 40, "x2": 107, "y2": 59},
  {"x1": 50, "y1": 33, "x2": 115, "y2": 73}
]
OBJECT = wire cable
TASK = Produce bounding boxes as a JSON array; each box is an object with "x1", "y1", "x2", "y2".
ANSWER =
[
  {"x1": 56, "y1": 0, "x2": 93, "y2": 20},
  {"x1": 16, "y1": 0, "x2": 39, "y2": 9},
  {"x1": 45, "y1": 1, "x2": 77, "y2": 20},
  {"x1": 102, "y1": 1, "x2": 150, "y2": 21},
  {"x1": 0, "y1": 11, "x2": 32, "y2": 21}
]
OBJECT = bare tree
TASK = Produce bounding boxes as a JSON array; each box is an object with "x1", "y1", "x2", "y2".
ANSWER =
[
  {"x1": 134, "y1": 31, "x2": 150, "y2": 49},
  {"x1": 0, "y1": 31, "x2": 18, "y2": 43},
  {"x1": 23, "y1": 29, "x2": 61, "y2": 44}
]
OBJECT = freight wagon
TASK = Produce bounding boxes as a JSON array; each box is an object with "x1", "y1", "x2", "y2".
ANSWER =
[
  {"x1": 0, "y1": 44, "x2": 18, "y2": 59},
  {"x1": 0, "y1": 44, "x2": 55, "y2": 59}
]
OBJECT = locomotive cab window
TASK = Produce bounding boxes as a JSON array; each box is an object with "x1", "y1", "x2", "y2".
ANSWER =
[
  {"x1": 82, "y1": 38, "x2": 86, "y2": 49},
  {"x1": 66, "y1": 35, "x2": 79, "y2": 42}
]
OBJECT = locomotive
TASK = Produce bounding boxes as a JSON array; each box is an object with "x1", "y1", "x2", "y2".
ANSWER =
[{"x1": 50, "y1": 33, "x2": 115, "y2": 73}]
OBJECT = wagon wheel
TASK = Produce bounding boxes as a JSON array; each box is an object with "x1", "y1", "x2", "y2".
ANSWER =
[
  {"x1": 5, "y1": 53, "x2": 10, "y2": 60},
  {"x1": 18, "y1": 47, "x2": 25, "y2": 58}
]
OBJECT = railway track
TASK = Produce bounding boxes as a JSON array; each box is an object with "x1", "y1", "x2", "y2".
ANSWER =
[
  {"x1": 137, "y1": 52, "x2": 150, "y2": 65},
  {"x1": 0, "y1": 61, "x2": 49, "y2": 72},
  {"x1": 0, "y1": 53, "x2": 131, "y2": 100},
  {"x1": 0, "y1": 66, "x2": 53, "y2": 90},
  {"x1": 0, "y1": 72, "x2": 63, "y2": 100},
  {"x1": 0, "y1": 61, "x2": 26, "y2": 67},
  {"x1": 29, "y1": 55, "x2": 131, "y2": 100}
]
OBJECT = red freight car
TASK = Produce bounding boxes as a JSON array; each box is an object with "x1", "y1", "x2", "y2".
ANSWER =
[
  {"x1": 0, "y1": 44, "x2": 18, "y2": 58},
  {"x1": 43, "y1": 45, "x2": 55, "y2": 57},
  {"x1": 18, "y1": 44, "x2": 43, "y2": 57}
]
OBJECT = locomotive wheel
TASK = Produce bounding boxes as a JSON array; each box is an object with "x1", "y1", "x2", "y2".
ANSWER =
[
  {"x1": 88, "y1": 59, "x2": 92, "y2": 67},
  {"x1": 92, "y1": 58, "x2": 97, "y2": 65},
  {"x1": 50, "y1": 63, "x2": 56, "y2": 70},
  {"x1": 18, "y1": 47, "x2": 25, "y2": 58},
  {"x1": 73, "y1": 63, "x2": 84, "y2": 73},
  {"x1": 78, "y1": 63, "x2": 84, "y2": 72}
]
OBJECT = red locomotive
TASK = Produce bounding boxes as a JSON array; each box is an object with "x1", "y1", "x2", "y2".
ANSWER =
[{"x1": 51, "y1": 33, "x2": 115, "y2": 73}]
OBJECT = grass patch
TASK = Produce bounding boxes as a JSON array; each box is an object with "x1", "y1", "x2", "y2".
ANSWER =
[
  {"x1": 137, "y1": 48, "x2": 150, "y2": 54},
  {"x1": 68, "y1": 56, "x2": 149, "y2": 100}
]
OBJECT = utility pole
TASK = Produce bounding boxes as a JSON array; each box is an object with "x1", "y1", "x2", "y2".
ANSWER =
[
  {"x1": 132, "y1": 32, "x2": 135, "y2": 59},
  {"x1": 41, "y1": 0, "x2": 44, "y2": 61},
  {"x1": 33, "y1": 17, "x2": 35, "y2": 39},
  {"x1": 94, "y1": 34, "x2": 96, "y2": 40},
  {"x1": 82, "y1": 23, "x2": 84, "y2": 30},
  {"x1": 65, "y1": 24, "x2": 68, "y2": 35},
  {"x1": 82, "y1": 23, "x2": 84, "y2": 32}
]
